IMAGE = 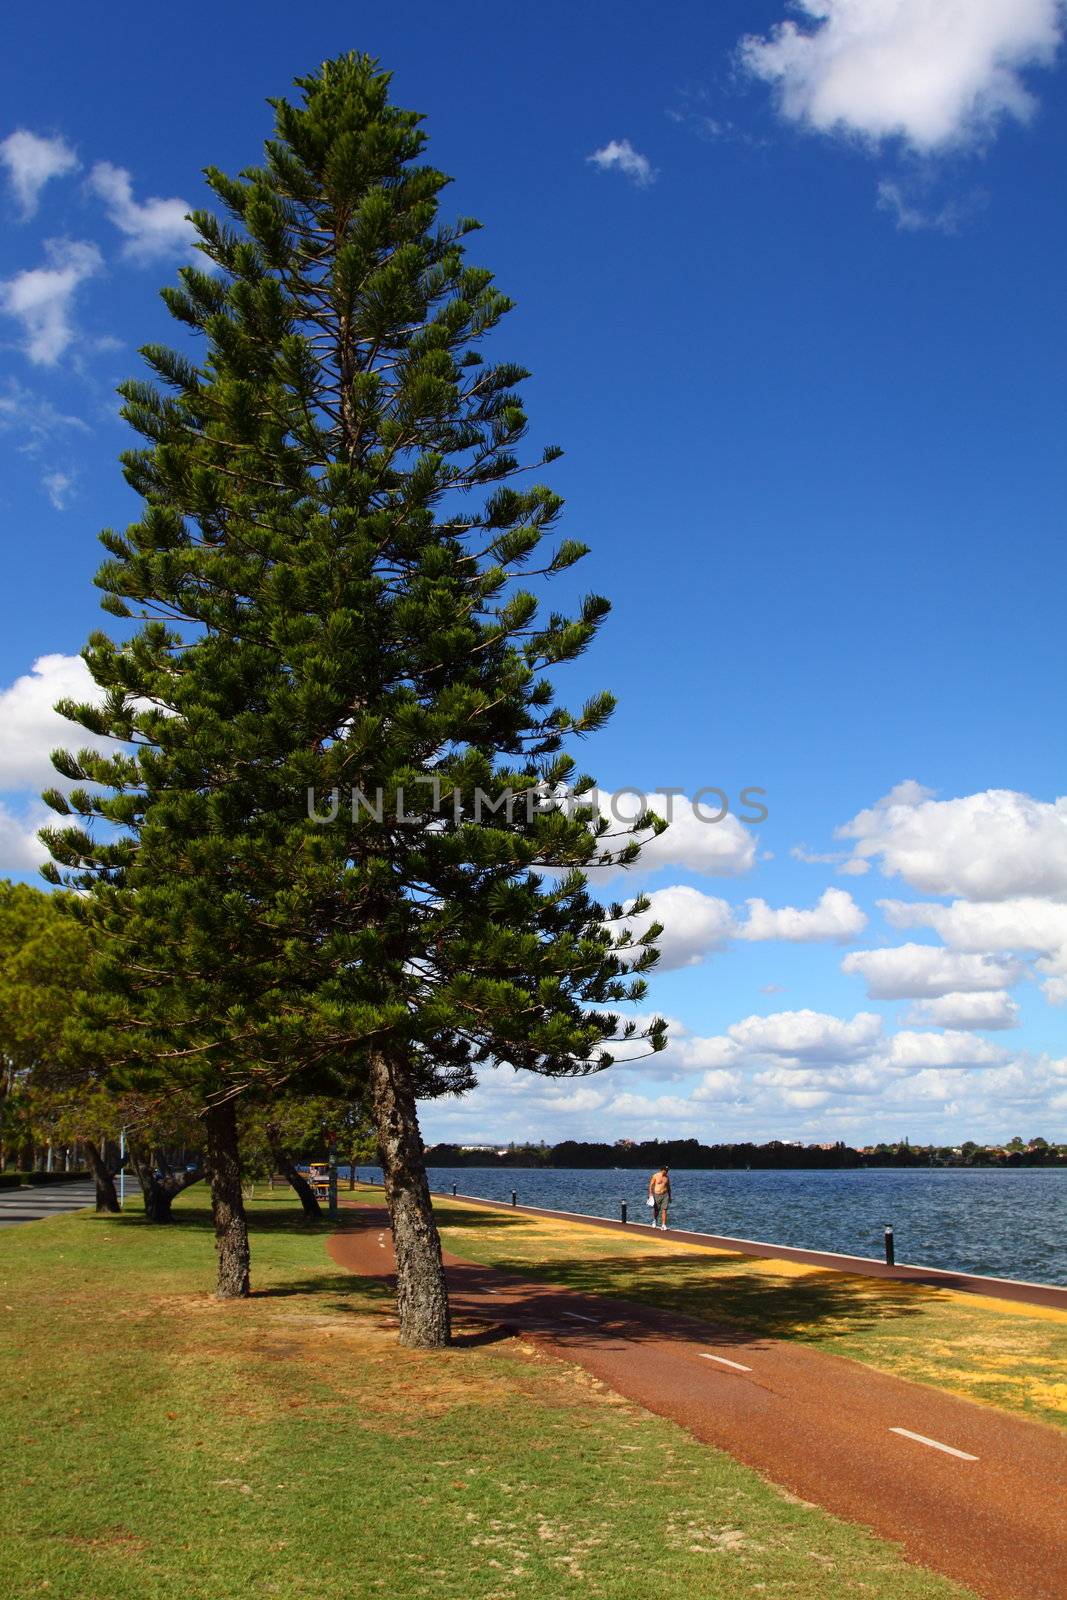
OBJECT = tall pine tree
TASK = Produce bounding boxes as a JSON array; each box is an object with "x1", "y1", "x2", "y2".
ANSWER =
[{"x1": 43, "y1": 54, "x2": 666, "y2": 1341}]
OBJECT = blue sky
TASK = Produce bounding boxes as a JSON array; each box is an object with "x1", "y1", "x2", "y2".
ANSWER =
[{"x1": 1, "y1": 0, "x2": 1065, "y2": 1147}]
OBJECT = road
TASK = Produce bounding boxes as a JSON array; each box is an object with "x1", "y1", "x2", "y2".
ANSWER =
[
  {"x1": 329, "y1": 1206, "x2": 1067, "y2": 1600},
  {"x1": 0, "y1": 1180, "x2": 98, "y2": 1227}
]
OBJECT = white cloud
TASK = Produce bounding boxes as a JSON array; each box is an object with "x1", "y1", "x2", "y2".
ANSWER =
[
  {"x1": 593, "y1": 789, "x2": 758, "y2": 881},
  {"x1": 0, "y1": 800, "x2": 49, "y2": 872},
  {"x1": 625, "y1": 884, "x2": 735, "y2": 970},
  {"x1": 41, "y1": 469, "x2": 76, "y2": 510},
  {"x1": 842, "y1": 942, "x2": 1021, "y2": 999},
  {"x1": 904, "y1": 990, "x2": 1021, "y2": 1030},
  {"x1": 587, "y1": 139, "x2": 657, "y2": 187},
  {"x1": 0, "y1": 130, "x2": 78, "y2": 218},
  {"x1": 620, "y1": 882, "x2": 864, "y2": 969},
  {"x1": 739, "y1": 885, "x2": 866, "y2": 942},
  {"x1": 88, "y1": 161, "x2": 197, "y2": 262},
  {"x1": 671, "y1": 1032, "x2": 745, "y2": 1072},
  {"x1": 0, "y1": 238, "x2": 102, "y2": 365},
  {"x1": 881, "y1": 1028, "x2": 1008, "y2": 1070},
  {"x1": 837, "y1": 784, "x2": 1067, "y2": 900},
  {"x1": 741, "y1": 0, "x2": 1065, "y2": 152},
  {"x1": 754, "y1": 1062, "x2": 887, "y2": 1096},
  {"x1": 725, "y1": 1007, "x2": 884, "y2": 1065},
  {"x1": 882, "y1": 893, "x2": 1067, "y2": 1005},
  {"x1": 0, "y1": 653, "x2": 112, "y2": 790},
  {"x1": 606, "y1": 1091, "x2": 701, "y2": 1124},
  {"x1": 691, "y1": 1068, "x2": 745, "y2": 1102},
  {"x1": 883, "y1": 894, "x2": 1067, "y2": 948}
]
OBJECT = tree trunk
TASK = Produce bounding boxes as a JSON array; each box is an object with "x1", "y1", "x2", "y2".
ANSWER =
[
  {"x1": 266, "y1": 1127, "x2": 321, "y2": 1218},
  {"x1": 367, "y1": 1048, "x2": 450, "y2": 1348},
  {"x1": 129, "y1": 1144, "x2": 168, "y2": 1221},
  {"x1": 128, "y1": 1145, "x2": 201, "y2": 1222},
  {"x1": 85, "y1": 1141, "x2": 121, "y2": 1214},
  {"x1": 204, "y1": 1099, "x2": 250, "y2": 1298}
]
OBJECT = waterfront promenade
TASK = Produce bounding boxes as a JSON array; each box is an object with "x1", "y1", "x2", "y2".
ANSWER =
[
  {"x1": 437, "y1": 1187, "x2": 1067, "y2": 1311},
  {"x1": 332, "y1": 1197, "x2": 1067, "y2": 1600}
]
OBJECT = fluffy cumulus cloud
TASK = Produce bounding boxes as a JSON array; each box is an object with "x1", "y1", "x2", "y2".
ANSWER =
[
  {"x1": 904, "y1": 990, "x2": 1021, "y2": 1030},
  {"x1": 417, "y1": 1003, "x2": 1057, "y2": 1147},
  {"x1": 838, "y1": 783, "x2": 1067, "y2": 900},
  {"x1": 622, "y1": 882, "x2": 866, "y2": 968},
  {"x1": 0, "y1": 237, "x2": 102, "y2": 365},
  {"x1": 595, "y1": 789, "x2": 758, "y2": 879},
  {"x1": 881, "y1": 1028, "x2": 1008, "y2": 1070},
  {"x1": 833, "y1": 782, "x2": 1067, "y2": 1004},
  {"x1": 741, "y1": 0, "x2": 1065, "y2": 151},
  {"x1": 0, "y1": 652, "x2": 110, "y2": 791},
  {"x1": 0, "y1": 800, "x2": 48, "y2": 871},
  {"x1": 626, "y1": 884, "x2": 735, "y2": 970},
  {"x1": 882, "y1": 893, "x2": 1067, "y2": 1005},
  {"x1": 738, "y1": 885, "x2": 866, "y2": 942},
  {"x1": 0, "y1": 130, "x2": 78, "y2": 218},
  {"x1": 842, "y1": 941, "x2": 1022, "y2": 999},
  {"x1": 587, "y1": 139, "x2": 657, "y2": 187},
  {"x1": 87, "y1": 161, "x2": 198, "y2": 262},
  {"x1": 723, "y1": 1007, "x2": 883, "y2": 1065}
]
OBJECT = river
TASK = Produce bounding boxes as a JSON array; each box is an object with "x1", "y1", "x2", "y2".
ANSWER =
[{"x1": 352, "y1": 1164, "x2": 1067, "y2": 1286}]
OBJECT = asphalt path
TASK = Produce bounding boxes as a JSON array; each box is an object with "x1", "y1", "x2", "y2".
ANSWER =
[
  {"x1": 0, "y1": 1180, "x2": 101, "y2": 1227},
  {"x1": 329, "y1": 1206, "x2": 1067, "y2": 1600}
]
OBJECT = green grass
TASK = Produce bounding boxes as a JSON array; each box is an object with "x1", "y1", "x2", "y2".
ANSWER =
[
  {"x1": 0, "y1": 1190, "x2": 976, "y2": 1600},
  {"x1": 424, "y1": 1195, "x2": 1067, "y2": 1429}
]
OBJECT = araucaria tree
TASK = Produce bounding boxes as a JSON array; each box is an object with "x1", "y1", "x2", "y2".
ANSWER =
[{"x1": 43, "y1": 54, "x2": 666, "y2": 1341}]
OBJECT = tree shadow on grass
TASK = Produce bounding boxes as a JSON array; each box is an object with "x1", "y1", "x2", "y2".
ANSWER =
[
  {"x1": 417, "y1": 1206, "x2": 942, "y2": 1345},
  {"x1": 430, "y1": 1206, "x2": 529, "y2": 1233},
  {"x1": 444, "y1": 1248, "x2": 936, "y2": 1348},
  {"x1": 128, "y1": 1204, "x2": 335, "y2": 1236},
  {"x1": 250, "y1": 1271, "x2": 395, "y2": 1304}
]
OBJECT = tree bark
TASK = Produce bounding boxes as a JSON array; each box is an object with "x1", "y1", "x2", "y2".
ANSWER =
[
  {"x1": 85, "y1": 1140, "x2": 121, "y2": 1214},
  {"x1": 367, "y1": 1047, "x2": 450, "y2": 1347},
  {"x1": 204, "y1": 1099, "x2": 250, "y2": 1298},
  {"x1": 266, "y1": 1126, "x2": 321, "y2": 1218}
]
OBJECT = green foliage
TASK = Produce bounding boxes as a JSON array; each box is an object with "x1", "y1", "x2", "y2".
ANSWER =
[{"x1": 43, "y1": 53, "x2": 667, "y2": 1112}]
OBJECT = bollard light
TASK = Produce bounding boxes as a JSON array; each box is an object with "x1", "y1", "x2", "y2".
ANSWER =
[
  {"x1": 452, "y1": 1183, "x2": 457, "y2": 1196},
  {"x1": 621, "y1": 1201, "x2": 628, "y2": 1225},
  {"x1": 511, "y1": 1189, "x2": 517, "y2": 1207},
  {"x1": 884, "y1": 1225, "x2": 895, "y2": 1266}
]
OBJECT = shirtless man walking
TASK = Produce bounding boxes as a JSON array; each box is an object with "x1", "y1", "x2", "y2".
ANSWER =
[{"x1": 648, "y1": 1166, "x2": 672, "y2": 1230}]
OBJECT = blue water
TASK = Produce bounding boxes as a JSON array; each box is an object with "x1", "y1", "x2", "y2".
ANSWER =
[{"x1": 353, "y1": 1165, "x2": 1067, "y2": 1286}]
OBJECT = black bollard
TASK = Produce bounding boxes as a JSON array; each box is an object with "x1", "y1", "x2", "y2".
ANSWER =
[
  {"x1": 511, "y1": 1189, "x2": 517, "y2": 1207},
  {"x1": 884, "y1": 1225, "x2": 895, "y2": 1266},
  {"x1": 621, "y1": 1201, "x2": 628, "y2": 1225},
  {"x1": 452, "y1": 1183, "x2": 457, "y2": 1196}
]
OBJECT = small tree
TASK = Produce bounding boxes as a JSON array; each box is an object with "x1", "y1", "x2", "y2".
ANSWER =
[
  {"x1": 0, "y1": 883, "x2": 92, "y2": 1173},
  {"x1": 43, "y1": 54, "x2": 666, "y2": 1338}
]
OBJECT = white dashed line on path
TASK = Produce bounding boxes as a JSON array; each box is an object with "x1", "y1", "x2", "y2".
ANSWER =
[
  {"x1": 889, "y1": 1428, "x2": 978, "y2": 1461},
  {"x1": 561, "y1": 1311, "x2": 599, "y2": 1323},
  {"x1": 699, "y1": 1353, "x2": 753, "y2": 1372}
]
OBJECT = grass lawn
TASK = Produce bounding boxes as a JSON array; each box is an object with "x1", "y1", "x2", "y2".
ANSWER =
[
  {"x1": 421, "y1": 1193, "x2": 1067, "y2": 1429},
  {"x1": 0, "y1": 1190, "x2": 977, "y2": 1600}
]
